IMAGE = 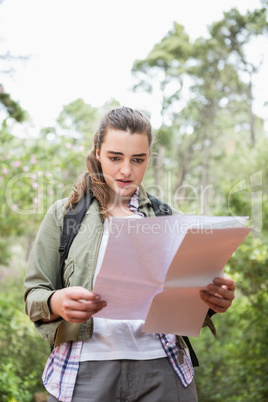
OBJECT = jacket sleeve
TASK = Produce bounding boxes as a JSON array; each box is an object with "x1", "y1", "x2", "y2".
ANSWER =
[{"x1": 24, "y1": 199, "x2": 66, "y2": 343}]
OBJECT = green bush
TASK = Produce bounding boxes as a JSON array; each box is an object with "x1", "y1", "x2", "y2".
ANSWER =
[
  {"x1": 0, "y1": 271, "x2": 50, "y2": 401},
  {"x1": 194, "y1": 235, "x2": 268, "y2": 401}
]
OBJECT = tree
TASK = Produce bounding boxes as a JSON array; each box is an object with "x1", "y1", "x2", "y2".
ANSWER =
[
  {"x1": 210, "y1": 7, "x2": 268, "y2": 147},
  {"x1": 0, "y1": 84, "x2": 26, "y2": 123},
  {"x1": 56, "y1": 98, "x2": 101, "y2": 142},
  {"x1": 132, "y1": 23, "x2": 192, "y2": 194},
  {"x1": 131, "y1": 6, "x2": 267, "y2": 213}
]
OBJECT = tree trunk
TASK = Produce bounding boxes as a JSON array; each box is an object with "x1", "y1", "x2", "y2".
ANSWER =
[
  {"x1": 154, "y1": 144, "x2": 165, "y2": 196},
  {"x1": 248, "y1": 77, "x2": 256, "y2": 147}
]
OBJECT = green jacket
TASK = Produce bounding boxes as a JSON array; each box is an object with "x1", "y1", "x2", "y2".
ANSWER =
[{"x1": 24, "y1": 185, "x2": 214, "y2": 347}]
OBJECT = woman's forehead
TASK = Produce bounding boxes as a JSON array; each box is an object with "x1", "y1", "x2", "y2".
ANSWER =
[{"x1": 101, "y1": 128, "x2": 150, "y2": 150}]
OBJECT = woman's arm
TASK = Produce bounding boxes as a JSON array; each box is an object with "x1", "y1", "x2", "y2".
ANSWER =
[{"x1": 24, "y1": 200, "x2": 65, "y2": 322}]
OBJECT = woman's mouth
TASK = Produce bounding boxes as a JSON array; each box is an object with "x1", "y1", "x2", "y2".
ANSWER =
[{"x1": 116, "y1": 179, "x2": 133, "y2": 188}]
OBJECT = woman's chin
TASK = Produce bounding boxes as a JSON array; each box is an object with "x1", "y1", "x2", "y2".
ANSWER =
[{"x1": 110, "y1": 186, "x2": 137, "y2": 201}]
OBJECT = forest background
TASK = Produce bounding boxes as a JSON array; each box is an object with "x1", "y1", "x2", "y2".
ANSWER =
[{"x1": 1, "y1": 1, "x2": 268, "y2": 401}]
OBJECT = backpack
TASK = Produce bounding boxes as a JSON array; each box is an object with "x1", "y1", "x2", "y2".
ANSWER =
[{"x1": 57, "y1": 190, "x2": 199, "y2": 366}]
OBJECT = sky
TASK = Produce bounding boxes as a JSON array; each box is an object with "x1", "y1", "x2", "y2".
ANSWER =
[{"x1": 0, "y1": 0, "x2": 267, "y2": 130}]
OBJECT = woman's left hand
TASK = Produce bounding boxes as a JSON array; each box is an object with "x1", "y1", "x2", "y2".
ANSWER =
[{"x1": 200, "y1": 277, "x2": 236, "y2": 313}]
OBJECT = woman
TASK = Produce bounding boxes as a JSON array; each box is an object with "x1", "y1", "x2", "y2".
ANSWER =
[{"x1": 24, "y1": 106, "x2": 235, "y2": 402}]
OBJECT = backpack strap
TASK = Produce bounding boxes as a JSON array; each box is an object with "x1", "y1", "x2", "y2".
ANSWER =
[
  {"x1": 57, "y1": 191, "x2": 93, "y2": 289},
  {"x1": 146, "y1": 192, "x2": 172, "y2": 216},
  {"x1": 182, "y1": 336, "x2": 199, "y2": 367}
]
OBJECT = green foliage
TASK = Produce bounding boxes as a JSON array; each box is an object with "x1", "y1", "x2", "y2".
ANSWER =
[
  {"x1": 0, "y1": 362, "x2": 24, "y2": 402},
  {"x1": 0, "y1": 268, "x2": 50, "y2": 401},
  {"x1": 132, "y1": 4, "x2": 268, "y2": 202},
  {"x1": 0, "y1": 108, "x2": 92, "y2": 264},
  {"x1": 57, "y1": 98, "x2": 101, "y2": 139},
  {"x1": 194, "y1": 237, "x2": 268, "y2": 401},
  {"x1": 136, "y1": 22, "x2": 192, "y2": 69},
  {"x1": 211, "y1": 7, "x2": 268, "y2": 53},
  {"x1": 0, "y1": 86, "x2": 26, "y2": 123}
]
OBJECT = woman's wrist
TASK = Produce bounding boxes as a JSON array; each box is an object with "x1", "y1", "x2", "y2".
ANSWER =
[{"x1": 47, "y1": 292, "x2": 61, "y2": 321}]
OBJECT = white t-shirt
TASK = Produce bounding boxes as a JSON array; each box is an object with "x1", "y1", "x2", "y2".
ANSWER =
[{"x1": 80, "y1": 215, "x2": 175, "y2": 361}]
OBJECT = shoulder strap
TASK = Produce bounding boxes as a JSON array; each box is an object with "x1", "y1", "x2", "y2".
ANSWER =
[
  {"x1": 146, "y1": 192, "x2": 172, "y2": 216},
  {"x1": 57, "y1": 191, "x2": 93, "y2": 289},
  {"x1": 182, "y1": 336, "x2": 199, "y2": 367}
]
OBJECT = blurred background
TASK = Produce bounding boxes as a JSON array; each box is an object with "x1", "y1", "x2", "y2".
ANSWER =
[{"x1": 0, "y1": 0, "x2": 268, "y2": 400}]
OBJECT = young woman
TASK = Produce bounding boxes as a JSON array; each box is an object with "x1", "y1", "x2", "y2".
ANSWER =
[{"x1": 24, "y1": 106, "x2": 236, "y2": 402}]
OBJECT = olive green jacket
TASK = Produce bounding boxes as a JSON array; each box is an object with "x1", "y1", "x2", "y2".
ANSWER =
[{"x1": 24, "y1": 185, "x2": 215, "y2": 346}]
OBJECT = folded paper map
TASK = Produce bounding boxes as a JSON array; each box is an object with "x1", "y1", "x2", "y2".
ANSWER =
[{"x1": 93, "y1": 214, "x2": 250, "y2": 336}]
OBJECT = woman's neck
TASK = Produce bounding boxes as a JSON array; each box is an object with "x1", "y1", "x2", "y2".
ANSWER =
[
  {"x1": 109, "y1": 208, "x2": 135, "y2": 218},
  {"x1": 107, "y1": 191, "x2": 134, "y2": 217},
  {"x1": 107, "y1": 200, "x2": 135, "y2": 217}
]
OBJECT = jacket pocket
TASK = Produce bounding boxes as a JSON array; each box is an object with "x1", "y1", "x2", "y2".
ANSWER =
[{"x1": 63, "y1": 258, "x2": 75, "y2": 287}]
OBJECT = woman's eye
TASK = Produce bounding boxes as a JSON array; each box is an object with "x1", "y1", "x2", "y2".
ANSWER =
[
  {"x1": 110, "y1": 157, "x2": 120, "y2": 161},
  {"x1": 133, "y1": 158, "x2": 144, "y2": 163}
]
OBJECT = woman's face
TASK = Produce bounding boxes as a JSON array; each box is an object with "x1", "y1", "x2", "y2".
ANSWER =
[{"x1": 96, "y1": 128, "x2": 150, "y2": 204}]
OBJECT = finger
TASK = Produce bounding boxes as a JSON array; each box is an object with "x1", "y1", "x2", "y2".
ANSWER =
[
  {"x1": 64, "y1": 301, "x2": 107, "y2": 322},
  {"x1": 81, "y1": 300, "x2": 107, "y2": 313},
  {"x1": 201, "y1": 298, "x2": 230, "y2": 313},
  {"x1": 64, "y1": 286, "x2": 102, "y2": 302},
  {"x1": 200, "y1": 290, "x2": 232, "y2": 313},
  {"x1": 213, "y1": 277, "x2": 236, "y2": 291},
  {"x1": 201, "y1": 290, "x2": 232, "y2": 307},
  {"x1": 64, "y1": 299, "x2": 106, "y2": 313},
  {"x1": 206, "y1": 283, "x2": 235, "y2": 301}
]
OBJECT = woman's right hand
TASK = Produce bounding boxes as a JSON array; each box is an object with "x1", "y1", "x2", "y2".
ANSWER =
[{"x1": 47, "y1": 286, "x2": 107, "y2": 323}]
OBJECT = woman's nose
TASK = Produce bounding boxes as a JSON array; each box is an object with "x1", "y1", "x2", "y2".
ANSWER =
[{"x1": 120, "y1": 161, "x2": 131, "y2": 176}]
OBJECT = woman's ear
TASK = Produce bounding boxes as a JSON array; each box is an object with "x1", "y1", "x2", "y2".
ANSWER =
[{"x1": 96, "y1": 148, "x2": 100, "y2": 160}]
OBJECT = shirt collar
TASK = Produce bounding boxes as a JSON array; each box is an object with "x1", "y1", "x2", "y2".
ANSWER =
[
  {"x1": 128, "y1": 187, "x2": 140, "y2": 210},
  {"x1": 128, "y1": 187, "x2": 145, "y2": 217}
]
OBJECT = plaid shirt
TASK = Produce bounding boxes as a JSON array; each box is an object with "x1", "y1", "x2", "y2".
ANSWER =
[{"x1": 42, "y1": 189, "x2": 194, "y2": 401}]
